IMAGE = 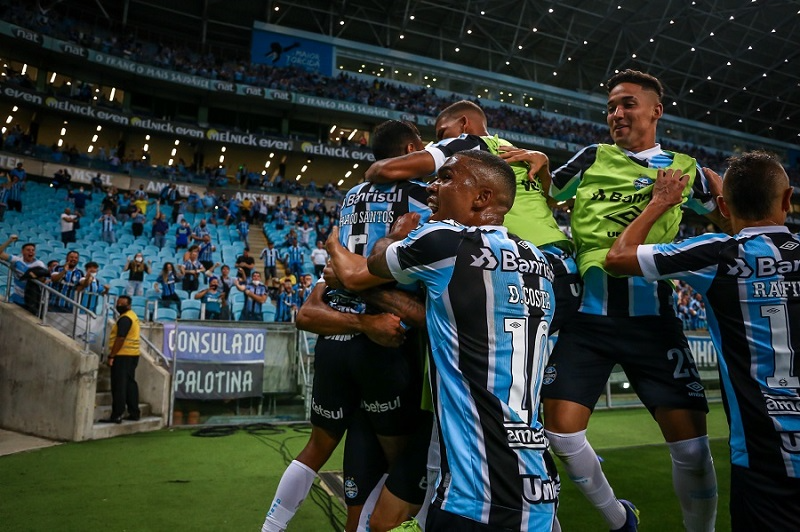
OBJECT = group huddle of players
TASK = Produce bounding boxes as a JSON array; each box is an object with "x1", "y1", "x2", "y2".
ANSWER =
[{"x1": 261, "y1": 69, "x2": 800, "y2": 532}]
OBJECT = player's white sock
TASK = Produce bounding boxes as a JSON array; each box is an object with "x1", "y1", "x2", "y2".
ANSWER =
[
  {"x1": 667, "y1": 436, "x2": 717, "y2": 532},
  {"x1": 262, "y1": 460, "x2": 317, "y2": 532},
  {"x1": 546, "y1": 430, "x2": 627, "y2": 529},
  {"x1": 357, "y1": 474, "x2": 388, "y2": 532}
]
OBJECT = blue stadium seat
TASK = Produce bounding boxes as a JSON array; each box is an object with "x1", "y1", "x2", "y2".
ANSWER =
[{"x1": 154, "y1": 307, "x2": 178, "y2": 322}]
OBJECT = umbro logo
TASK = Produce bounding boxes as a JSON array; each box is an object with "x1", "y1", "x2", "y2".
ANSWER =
[
  {"x1": 726, "y1": 258, "x2": 753, "y2": 278},
  {"x1": 470, "y1": 247, "x2": 498, "y2": 269},
  {"x1": 779, "y1": 241, "x2": 800, "y2": 251},
  {"x1": 686, "y1": 382, "x2": 705, "y2": 392}
]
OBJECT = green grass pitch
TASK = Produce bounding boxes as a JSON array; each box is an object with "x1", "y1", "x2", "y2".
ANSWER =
[{"x1": 0, "y1": 403, "x2": 732, "y2": 531}]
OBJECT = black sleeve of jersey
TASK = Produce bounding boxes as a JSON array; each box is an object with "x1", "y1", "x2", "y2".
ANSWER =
[
  {"x1": 690, "y1": 165, "x2": 714, "y2": 205},
  {"x1": 551, "y1": 145, "x2": 599, "y2": 190},
  {"x1": 401, "y1": 180, "x2": 431, "y2": 205},
  {"x1": 116, "y1": 316, "x2": 133, "y2": 337},
  {"x1": 430, "y1": 135, "x2": 489, "y2": 158},
  {"x1": 395, "y1": 225, "x2": 463, "y2": 272},
  {"x1": 652, "y1": 238, "x2": 729, "y2": 278}
]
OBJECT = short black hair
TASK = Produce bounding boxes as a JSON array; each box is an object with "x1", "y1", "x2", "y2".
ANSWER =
[
  {"x1": 723, "y1": 151, "x2": 788, "y2": 220},
  {"x1": 117, "y1": 295, "x2": 132, "y2": 306},
  {"x1": 453, "y1": 150, "x2": 516, "y2": 208},
  {"x1": 436, "y1": 100, "x2": 486, "y2": 123},
  {"x1": 371, "y1": 120, "x2": 422, "y2": 160},
  {"x1": 85, "y1": 261, "x2": 99, "y2": 269},
  {"x1": 21, "y1": 242, "x2": 35, "y2": 250},
  {"x1": 606, "y1": 69, "x2": 664, "y2": 101}
]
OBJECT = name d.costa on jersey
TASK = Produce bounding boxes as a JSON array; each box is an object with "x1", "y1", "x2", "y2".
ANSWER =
[{"x1": 339, "y1": 210, "x2": 395, "y2": 226}]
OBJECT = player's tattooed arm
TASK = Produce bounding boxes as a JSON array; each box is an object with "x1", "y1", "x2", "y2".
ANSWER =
[
  {"x1": 367, "y1": 212, "x2": 421, "y2": 280},
  {"x1": 296, "y1": 283, "x2": 405, "y2": 347},
  {"x1": 360, "y1": 287, "x2": 426, "y2": 329}
]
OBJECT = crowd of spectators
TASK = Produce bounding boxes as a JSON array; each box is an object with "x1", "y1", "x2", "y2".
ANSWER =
[{"x1": 0, "y1": 0, "x2": 762, "y2": 179}]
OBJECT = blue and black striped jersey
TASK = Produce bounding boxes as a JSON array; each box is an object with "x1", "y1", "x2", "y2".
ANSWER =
[
  {"x1": 639, "y1": 226, "x2": 800, "y2": 478},
  {"x1": 386, "y1": 221, "x2": 557, "y2": 530}
]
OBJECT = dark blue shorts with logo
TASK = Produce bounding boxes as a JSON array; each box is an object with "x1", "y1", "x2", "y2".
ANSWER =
[
  {"x1": 310, "y1": 332, "x2": 424, "y2": 437},
  {"x1": 541, "y1": 313, "x2": 708, "y2": 414}
]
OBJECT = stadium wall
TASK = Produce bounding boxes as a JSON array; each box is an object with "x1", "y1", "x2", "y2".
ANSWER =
[
  {"x1": 0, "y1": 302, "x2": 170, "y2": 440},
  {"x1": 0, "y1": 301, "x2": 98, "y2": 441}
]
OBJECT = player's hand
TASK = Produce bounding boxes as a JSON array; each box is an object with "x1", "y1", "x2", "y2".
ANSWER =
[
  {"x1": 361, "y1": 313, "x2": 406, "y2": 348},
  {"x1": 388, "y1": 212, "x2": 420, "y2": 241},
  {"x1": 107, "y1": 357, "x2": 114, "y2": 367},
  {"x1": 652, "y1": 168, "x2": 688, "y2": 208},
  {"x1": 325, "y1": 226, "x2": 340, "y2": 254},
  {"x1": 702, "y1": 167, "x2": 723, "y2": 200},
  {"x1": 498, "y1": 147, "x2": 548, "y2": 179},
  {"x1": 322, "y1": 261, "x2": 343, "y2": 289}
]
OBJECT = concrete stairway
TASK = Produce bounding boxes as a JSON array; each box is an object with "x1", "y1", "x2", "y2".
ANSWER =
[{"x1": 91, "y1": 364, "x2": 162, "y2": 439}]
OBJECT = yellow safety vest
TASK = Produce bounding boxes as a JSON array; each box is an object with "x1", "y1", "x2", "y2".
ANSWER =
[{"x1": 109, "y1": 309, "x2": 140, "y2": 356}]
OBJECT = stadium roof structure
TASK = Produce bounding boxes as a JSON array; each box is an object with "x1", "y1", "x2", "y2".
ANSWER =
[{"x1": 70, "y1": 0, "x2": 800, "y2": 144}]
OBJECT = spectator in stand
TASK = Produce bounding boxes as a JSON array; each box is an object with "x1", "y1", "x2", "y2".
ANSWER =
[
  {"x1": 123, "y1": 252, "x2": 151, "y2": 297},
  {"x1": 10, "y1": 162, "x2": 26, "y2": 189},
  {"x1": 195, "y1": 279, "x2": 226, "y2": 320},
  {"x1": 69, "y1": 186, "x2": 90, "y2": 216},
  {"x1": 175, "y1": 218, "x2": 191, "y2": 251},
  {"x1": 60, "y1": 207, "x2": 79, "y2": 247},
  {"x1": 133, "y1": 183, "x2": 147, "y2": 201},
  {"x1": 180, "y1": 245, "x2": 205, "y2": 292},
  {"x1": 50, "y1": 250, "x2": 83, "y2": 311},
  {"x1": 297, "y1": 221, "x2": 314, "y2": 249},
  {"x1": 0, "y1": 179, "x2": 8, "y2": 222},
  {"x1": 78, "y1": 261, "x2": 109, "y2": 312},
  {"x1": 284, "y1": 240, "x2": 304, "y2": 278},
  {"x1": 101, "y1": 189, "x2": 118, "y2": 216},
  {"x1": 206, "y1": 263, "x2": 235, "y2": 296},
  {"x1": 235, "y1": 247, "x2": 255, "y2": 280},
  {"x1": 91, "y1": 173, "x2": 104, "y2": 194},
  {"x1": 6, "y1": 174, "x2": 23, "y2": 212},
  {"x1": 240, "y1": 196, "x2": 253, "y2": 222},
  {"x1": 152, "y1": 210, "x2": 169, "y2": 249},
  {"x1": 98, "y1": 208, "x2": 118, "y2": 244},
  {"x1": 237, "y1": 214, "x2": 250, "y2": 247},
  {"x1": 310, "y1": 240, "x2": 328, "y2": 279},
  {"x1": 689, "y1": 293, "x2": 705, "y2": 330},
  {"x1": 296, "y1": 273, "x2": 313, "y2": 306},
  {"x1": 260, "y1": 241, "x2": 279, "y2": 280},
  {"x1": 235, "y1": 270, "x2": 267, "y2": 321},
  {"x1": 192, "y1": 217, "x2": 210, "y2": 243},
  {"x1": 154, "y1": 262, "x2": 181, "y2": 310},
  {"x1": 274, "y1": 208, "x2": 286, "y2": 230},
  {"x1": 274, "y1": 276, "x2": 298, "y2": 322},
  {"x1": 130, "y1": 207, "x2": 145, "y2": 238},
  {"x1": 198, "y1": 234, "x2": 216, "y2": 270}
]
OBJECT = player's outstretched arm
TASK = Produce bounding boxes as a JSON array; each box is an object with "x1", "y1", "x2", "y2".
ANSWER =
[
  {"x1": 606, "y1": 168, "x2": 688, "y2": 276},
  {"x1": 364, "y1": 151, "x2": 436, "y2": 184},
  {"x1": 296, "y1": 283, "x2": 405, "y2": 347}
]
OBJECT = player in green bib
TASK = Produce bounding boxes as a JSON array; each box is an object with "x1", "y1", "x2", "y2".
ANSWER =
[{"x1": 539, "y1": 70, "x2": 728, "y2": 532}]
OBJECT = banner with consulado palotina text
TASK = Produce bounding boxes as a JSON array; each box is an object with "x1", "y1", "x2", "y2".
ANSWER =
[{"x1": 164, "y1": 323, "x2": 266, "y2": 400}]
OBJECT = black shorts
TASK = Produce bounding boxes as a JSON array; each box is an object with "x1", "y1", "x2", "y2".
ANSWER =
[
  {"x1": 310, "y1": 333, "x2": 424, "y2": 437},
  {"x1": 541, "y1": 313, "x2": 708, "y2": 414},
  {"x1": 541, "y1": 249, "x2": 581, "y2": 334},
  {"x1": 730, "y1": 465, "x2": 800, "y2": 532},
  {"x1": 343, "y1": 409, "x2": 388, "y2": 507},
  {"x1": 385, "y1": 410, "x2": 434, "y2": 506}
]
